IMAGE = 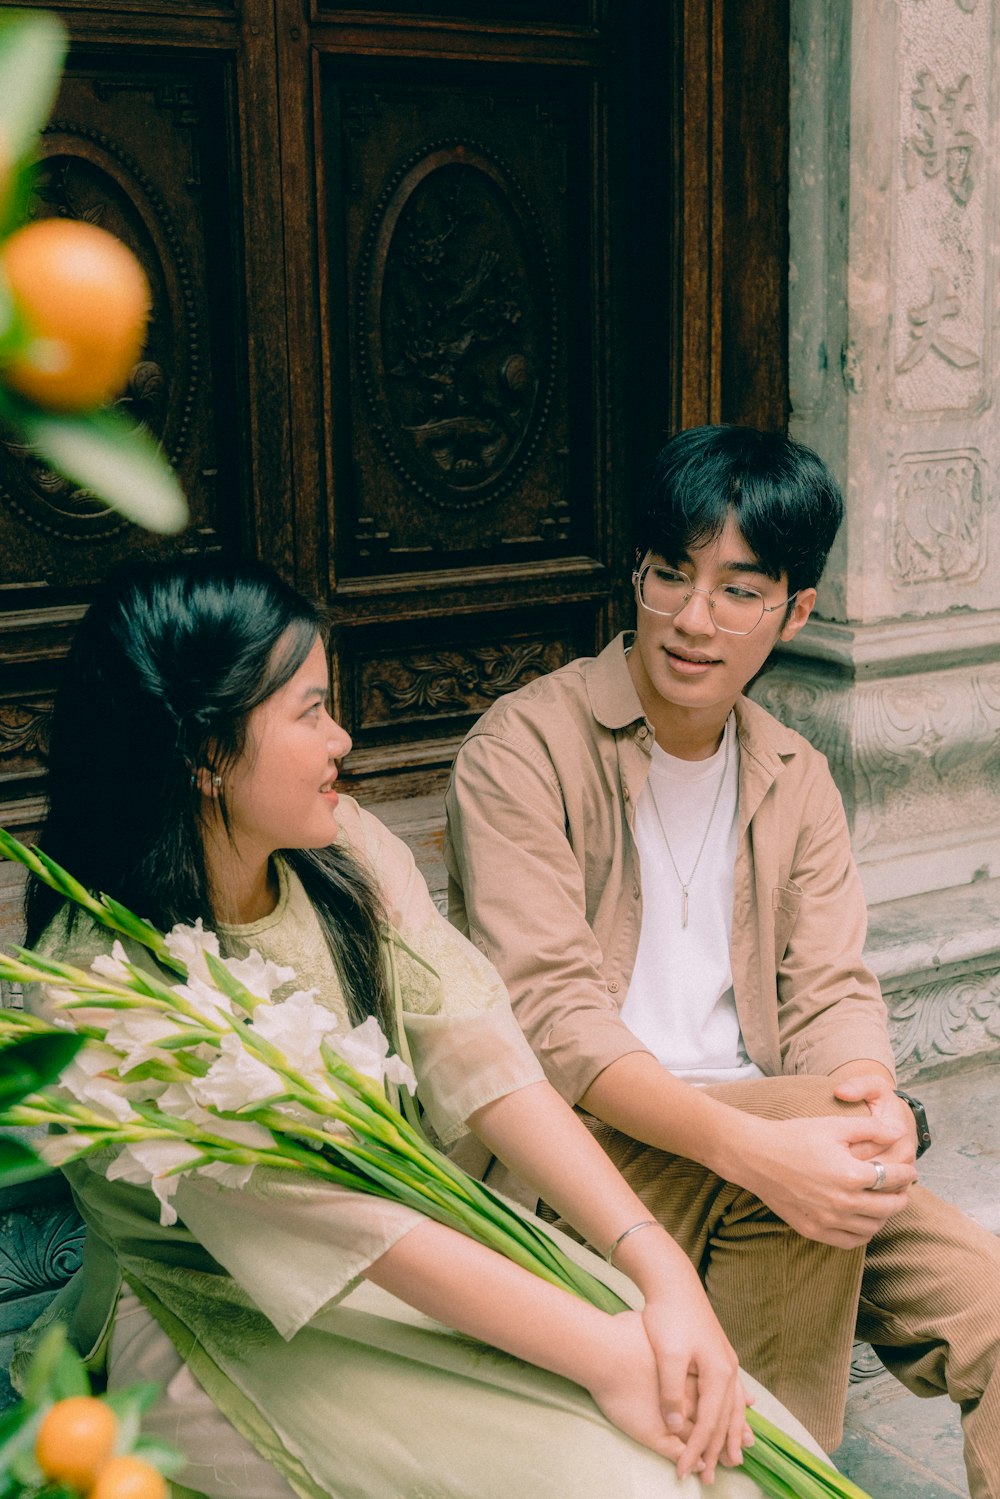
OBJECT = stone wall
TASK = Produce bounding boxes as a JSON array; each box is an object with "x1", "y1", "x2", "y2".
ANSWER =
[{"x1": 761, "y1": 0, "x2": 999, "y2": 909}]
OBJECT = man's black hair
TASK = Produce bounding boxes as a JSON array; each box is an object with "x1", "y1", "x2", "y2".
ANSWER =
[{"x1": 635, "y1": 425, "x2": 845, "y2": 596}]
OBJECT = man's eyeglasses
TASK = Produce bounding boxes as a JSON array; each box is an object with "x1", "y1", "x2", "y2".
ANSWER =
[{"x1": 632, "y1": 563, "x2": 797, "y2": 637}]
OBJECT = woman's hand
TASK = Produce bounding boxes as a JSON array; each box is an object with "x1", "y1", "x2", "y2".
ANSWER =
[
  {"x1": 586, "y1": 1308, "x2": 751, "y2": 1482},
  {"x1": 640, "y1": 1292, "x2": 752, "y2": 1482},
  {"x1": 584, "y1": 1311, "x2": 691, "y2": 1468}
]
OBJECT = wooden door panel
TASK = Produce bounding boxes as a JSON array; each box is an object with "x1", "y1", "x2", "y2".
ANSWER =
[
  {"x1": 321, "y1": 63, "x2": 591, "y2": 576},
  {"x1": 336, "y1": 601, "x2": 594, "y2": 785}
]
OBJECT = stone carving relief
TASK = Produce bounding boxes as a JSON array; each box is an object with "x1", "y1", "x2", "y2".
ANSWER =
[
  {"x1": 893, "y1": 1, "x2": 987, "y2": 415},
  {"x1": 889, "y1": 450, "x2": 986, "y2": 584},
  {"x1": 889, "y1": 968, "x2": 1000, "y2": 1077},
  {"x1": 362, "y1": 639, "x2": 567, "y2": 727},
  {"x1": 358, "y1": 141, "x2": 556, "y2": 512},
  {"x1": 905, "y1": 72, "x2": 980, "y2": 206},
  {"x1": 751, "y1": 665, "x2": 1000, "y2": 853},
  {"x1": 895, "y1": 268, "x2": 978, "y2": 375},
  {"x1": 0, "y1": 1203, "x2": 84, "y2": 1302}
]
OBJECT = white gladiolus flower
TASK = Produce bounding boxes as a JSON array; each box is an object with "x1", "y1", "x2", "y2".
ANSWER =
[
  {"x1": 156, "y1": 1084, "x2": 274, "y2": 1151},
  {"x1": 103, "y1": 1009, "x2": 187, "y2": 1072},
  {"x1": 221, "y1": 948, "x2": 296, "y2": 1001},
  {"x1": 164, "y1": 919, "x2": 221, "y2": 982},
  {"x1": 193, "y1": 1033, "x2": 286, "y2": 1111},
  {"x1": 39, "y1": 1132, "x2": 97, "y2": 1168},
  {"x1": 106, "y1": 1139, "x2": 203, "y2": 1226},
  {"x1": 250, "y1": 990, "x2": 340, "y2": 1074},
  {"x1": 171, "y1": 974, "x2": 234, "y2": 1023},
  {"x1": 38, "y1": 986, "x2": 87, "y2": 1029},
  {"x1": 59, "y1": 1044, "x2": 139, "y2": 1122},
  {"x1": 335, "y1": 1016, "x2": 417, "y2": 1095},
  {"x1": 90, "y1": 940, "x2": 132, "y2": 984},
  {"x1": 196, "y1": 1159, "x2": 258, "y2": 1192}
]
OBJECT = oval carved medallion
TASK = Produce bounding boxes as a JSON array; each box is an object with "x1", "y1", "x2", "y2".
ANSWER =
[{"x1": 359, "y1": 141, "x2": 556, "y2": 511}]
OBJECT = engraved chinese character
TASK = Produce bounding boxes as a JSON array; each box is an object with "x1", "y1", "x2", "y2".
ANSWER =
[
  {"x1": 896, "y1": 268, "x2": 978, "y2": 374},
  {"x1": 906, "y1": 72, "x2": 980, "y2": 205}
]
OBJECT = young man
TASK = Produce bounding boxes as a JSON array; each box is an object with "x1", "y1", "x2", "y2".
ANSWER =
[{"x1": 444, "y1": 425, "x2": 1000, "y2": 1496}]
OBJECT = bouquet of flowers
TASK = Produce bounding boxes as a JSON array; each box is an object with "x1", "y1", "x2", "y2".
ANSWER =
[{"x1": 0, "y1": 827, "x2": 871, "y2": 1499}]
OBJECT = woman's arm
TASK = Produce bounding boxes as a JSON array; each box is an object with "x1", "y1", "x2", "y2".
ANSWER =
[
  {"x1": 466, "y1": 1079, "x2": 751, "y2": 1479},
  {"x1": 366, "y1": 1215, "x2": 722, "y2": 1483}
]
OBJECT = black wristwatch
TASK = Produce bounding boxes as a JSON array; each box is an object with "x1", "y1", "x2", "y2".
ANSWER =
[{"x1": 894, "y1": 1089, "x2": 932, "y2": 1158}]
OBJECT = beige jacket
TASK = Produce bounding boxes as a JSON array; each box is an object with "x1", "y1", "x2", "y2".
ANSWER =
[{"x1": 445, "y1": 633, "x2": 895, "y2": 1109}]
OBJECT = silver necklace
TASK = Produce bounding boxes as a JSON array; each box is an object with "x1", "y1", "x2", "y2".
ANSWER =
[{"x1": 647, "y1": 725, "x2": 731, "y2": 929}]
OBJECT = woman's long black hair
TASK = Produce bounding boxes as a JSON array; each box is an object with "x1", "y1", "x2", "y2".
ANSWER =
[{"x1": 26, "y1": 555, "x2": 390, "y2": 1030}]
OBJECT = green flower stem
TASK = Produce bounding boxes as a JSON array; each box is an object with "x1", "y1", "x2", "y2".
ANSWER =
[
  {"x1": 0, "y1": 829, "x2": 184, "y2": 975},
  {"x1": 743, "y1": 1411, "x2": 872, "y2": 1499},
  {"x1": 2, "y1": 951, "x2": 173, "y2": 1013}
]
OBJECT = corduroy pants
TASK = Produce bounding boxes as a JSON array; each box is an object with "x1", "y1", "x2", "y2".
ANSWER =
[{"x1": 547, "y1": 1075, "x2": 1000, "y2": 1499}]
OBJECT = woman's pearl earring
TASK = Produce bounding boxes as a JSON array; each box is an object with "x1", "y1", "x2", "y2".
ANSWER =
[{"x1": 212, "y1": 774, "x2": 222, "y2": 788}]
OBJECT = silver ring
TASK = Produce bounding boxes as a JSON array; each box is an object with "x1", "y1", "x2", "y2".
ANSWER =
[{"x1": 868, "y1": 1160, "x2": 887, "y2": 1193}]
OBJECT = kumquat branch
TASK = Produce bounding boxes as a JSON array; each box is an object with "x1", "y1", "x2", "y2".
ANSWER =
[{"x1": 0, "y1": 830, "x2": 873, "y2": 1499}]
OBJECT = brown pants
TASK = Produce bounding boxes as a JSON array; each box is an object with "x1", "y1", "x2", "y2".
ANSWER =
[{"x1": 548, "y1": 1076, "x2": 1000, "y2": 1498}]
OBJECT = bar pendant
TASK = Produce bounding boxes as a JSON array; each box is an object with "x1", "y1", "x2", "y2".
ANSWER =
[{"x1": 681, "y1": 887, "x2": 689, "y2": 928}]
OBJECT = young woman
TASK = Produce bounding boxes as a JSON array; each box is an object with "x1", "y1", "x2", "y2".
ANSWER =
[{"x1": 24, "y1": 556, "x2": 819, "y2": 1499}]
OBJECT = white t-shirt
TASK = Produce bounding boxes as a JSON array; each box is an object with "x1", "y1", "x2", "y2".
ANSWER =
[{"x1": 621, "y1": 714, "x2": 765, "y2": 1087}]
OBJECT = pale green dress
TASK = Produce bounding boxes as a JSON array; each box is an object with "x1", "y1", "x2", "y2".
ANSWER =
[{"x1": 22, "y1": 797, "x2": 821, "y2": 1499}]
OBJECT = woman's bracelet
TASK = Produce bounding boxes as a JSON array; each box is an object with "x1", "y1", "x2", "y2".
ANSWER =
[{"x1": 605, "y1": 1218, "x2": 660, "y2": 1265}]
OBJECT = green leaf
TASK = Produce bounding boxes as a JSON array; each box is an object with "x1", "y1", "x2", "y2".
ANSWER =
[
  {"x1": 14, "y1": 404, "x2": 188, "y2": 535},
  {"x1": 0, "y1": 1032, "x2": 83, "y2": 1093},
  {"x1": 20, "y1": 1325, "x2": 88, "y2": 1408},
  {"x1": 0, "y1": 1134, "x2": 53, "y2": 1186},
  {"x1": 0, "y1": 12, "x2": 67, "y2": 161},
  {"x1": 105, "y1": 1382, "x2": 158, "y2": 1455},
  {"x1": 104, "y1": 1382, "x2": 159, "y2": 1427},
  {"x1": 0, "y1": 1402, "x2": 43, "y2": 1494},
  {"x1": 132, "y1": 1436, "x2": 184, "y2": 1476},
  {"x1": 0, "y1": 823, "x2": 45, "y2": 878},
  {"x1": 0, "y1": 267, "x2": 16, "y2": 353}
]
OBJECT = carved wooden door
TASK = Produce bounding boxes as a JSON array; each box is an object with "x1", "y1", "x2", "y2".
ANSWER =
[{"x1": 0, "y1": 0, "x2": 789, "y2": 926}]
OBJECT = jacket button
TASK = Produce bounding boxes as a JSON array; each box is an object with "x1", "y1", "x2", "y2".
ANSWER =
[
  {"x1": 607, "y1": 980, "x2": 620, "y2": 993},
  {"x1": 623, "y1": 786, "x2": 630, "y2": 800},
  {"x1": 632, "y1": 885, "x2": 640, "y2": 900}
]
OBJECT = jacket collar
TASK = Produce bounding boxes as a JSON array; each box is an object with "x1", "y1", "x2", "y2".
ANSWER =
[
  {"x1": 587, "y1": 633, "x2": 648, "y2": 730},
  {"x1": 586, "y1": 629, "x2": 802, "y2": 772}
]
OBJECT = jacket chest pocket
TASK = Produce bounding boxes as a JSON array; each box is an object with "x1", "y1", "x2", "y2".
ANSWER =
[{"x1": 772, "y1": 882, "x2": 803, "y2": 966}]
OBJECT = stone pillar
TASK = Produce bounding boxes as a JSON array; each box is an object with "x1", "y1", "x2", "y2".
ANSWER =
[{"x1": 751, "y1": 0, "x2": 1000, "y2": 1078}]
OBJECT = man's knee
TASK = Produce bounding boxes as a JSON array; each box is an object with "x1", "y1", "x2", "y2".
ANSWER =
[{"x1": 701, "y1": 1073, "x2": 869, "y2": 1123}]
